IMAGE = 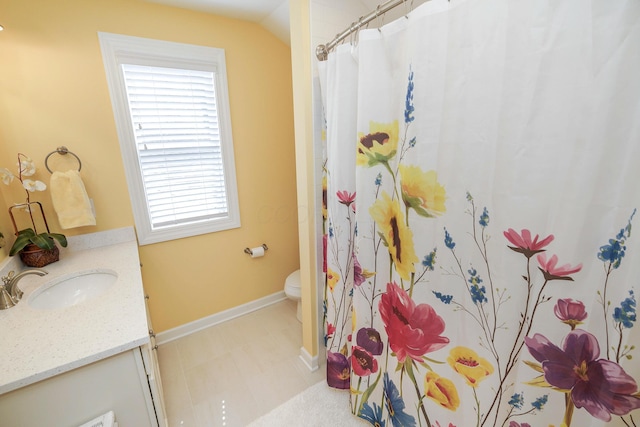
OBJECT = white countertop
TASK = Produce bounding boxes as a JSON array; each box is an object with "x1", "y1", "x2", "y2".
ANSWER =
[{"x1": 0, "y1": 227, "x2": 150, "y2": 395}]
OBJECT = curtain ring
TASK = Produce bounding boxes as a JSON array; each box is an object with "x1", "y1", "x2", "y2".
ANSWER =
[
  {"x1": 353, "y1": 17, "x2": 363, "y2": 45},
  {"x1": 376, "y1": 5, "x2": 383, "y2": 32},
  {"x1": 405, "y1": 0, "x2": 415, "y2": 18},
  {"x1": 337, "y1": 31, "x2": 345, "y2": 47},
  {"x1": 349, "y1": 22, "x2": 355, "y2": 46}
]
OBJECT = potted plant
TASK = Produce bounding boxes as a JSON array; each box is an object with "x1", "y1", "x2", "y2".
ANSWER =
[{"x1": 1, "y1": 153, "x2": 67, "y2": 267}]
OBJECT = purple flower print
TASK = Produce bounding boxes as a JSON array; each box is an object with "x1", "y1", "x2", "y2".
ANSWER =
[
  {"x1": 356, "y1": 327, "x2": 383, "y2": 355},
  {"x1": 354, "y1": 255, "x2": 366, "y2": 287},
  {"x1": 327, "y1": 351, "x2": 350, "y2": 389},
  {"x1": 554, "y1": 298, "x2": 588, "y2": 330},
  {"x1": 525, "y1": 330, "x2": 640, "y2": 421},
  {"x1": 353, "y1": 255, "x2": 374, "y2": 287}
]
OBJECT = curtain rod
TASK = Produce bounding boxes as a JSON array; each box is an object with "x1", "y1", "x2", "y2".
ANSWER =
[{"x1": 316, "y1": 0, "x2": 415, "y2": 61}]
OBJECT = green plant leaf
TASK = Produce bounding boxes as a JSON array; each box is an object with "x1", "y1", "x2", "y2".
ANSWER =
[
  {"x1": 405, "y1": 359, "x2": 420, "y2": 385},
  {"x1": 357, "y1": 370, "x2": 382, "y2": 417},
  {"x1": 9, "y1": 227, "x2": 67, "y2": 255},
  {"x1": 16, "y1": 228, "x2": 36, "y2": 237},
  {"x1": 9, "y1": 233, "x2": 33, "y2": 256},
  {"x1": 32, "y1": 233, "x2": 55, "y2": 250},
  {"x1": 48, "y1": 233, "x2": 68, "y2": 247}
]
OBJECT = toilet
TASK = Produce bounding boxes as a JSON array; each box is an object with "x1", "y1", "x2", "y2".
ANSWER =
[{"x1": 284, "y1": 269, "x2": 302, "y2": 322}]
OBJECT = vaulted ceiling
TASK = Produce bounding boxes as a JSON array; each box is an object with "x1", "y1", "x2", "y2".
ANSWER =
[
  {"x1": 142, "y1": 0, "x2": 289, "y2": 43},
  {"x1": 142, "y1": 0, "x2": 412, "y2": 46}
]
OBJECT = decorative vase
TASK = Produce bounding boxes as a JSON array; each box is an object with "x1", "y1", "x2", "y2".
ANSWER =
[{"x1": 19, "y1": 243, "x2": 60, "y2": 268}]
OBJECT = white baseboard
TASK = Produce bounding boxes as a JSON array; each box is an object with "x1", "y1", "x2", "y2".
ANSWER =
[
  {"x1": 155, "y1": 291, "x2": 287, "y2": 345},
  {"x1": 299, "y1": 346, "x2": 320, "y2": 372}
]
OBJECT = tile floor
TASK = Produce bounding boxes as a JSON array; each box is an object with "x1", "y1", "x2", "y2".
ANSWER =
[{"x1": 157, "y1": 299, "x2": 326, "y2": 427}]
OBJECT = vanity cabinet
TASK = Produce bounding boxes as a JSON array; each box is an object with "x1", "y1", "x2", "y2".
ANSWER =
[
  {"x1": 0, "y1": 345, "x2": 164, "y2": 426},
  {"x1": 143, "y1": 292, "x2": 169, "y2": 427},
  {"x1": 0, "y1": 228, "x2": 168, "y2": 426}
]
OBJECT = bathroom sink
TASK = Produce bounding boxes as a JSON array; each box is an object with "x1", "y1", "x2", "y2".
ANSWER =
[{"x1": 28, "y1": 269, "x2": 118, "y2": 310}]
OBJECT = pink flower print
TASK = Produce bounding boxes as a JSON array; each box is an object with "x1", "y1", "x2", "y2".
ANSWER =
[
  {"x1": 379, "y1": 282, "x2": 449, "y2": 363},
  {"x1": 351, "y1": 346, "x2": 378, "y2": 377},
  {"x1": 536, "y1": 253, "x2": 582, "y2": 281},
  {"x1": 323, "y1": 234, "x2": 327, "y2": 273},
  {"x1": 504, "y1": 228, "x2": 554, "y2": 258},
  {"x1": 508, "y1": 422, "x2": 530, "y2": 427},
  {"x1": 554, "y1": 298, "x2": 588, "y2": 330},
  {"x1": 525, "y1": 330, "x2": 640, "y2": 421},
  {"x1": 326, "y1": 323, "x2": 336, "y2": 339},
  {"x1": 336, "y1": 190, "x2": 355, "y2": 206}
]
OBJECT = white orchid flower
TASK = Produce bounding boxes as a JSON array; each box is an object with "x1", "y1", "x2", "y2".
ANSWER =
[
  {"x1": 22, "y1": 179, "x2": 47, "y2": 192},
  {"x1": 13, "y1": 202, "x2": 33, "y2": 213},
  {"x1": 0, "y1": 167, "x2": 14, "y2": 185},
  {"x1": 19, "y1": 157, "x2": 36, "y2": 176}
]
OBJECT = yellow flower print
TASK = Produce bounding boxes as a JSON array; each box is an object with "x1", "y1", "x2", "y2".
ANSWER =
[
  {"x1": 327, "y1": 268, "x2": 340, "y2": 292},
  {"x1": 447, "y1": 346, "x2": 494, "y2": 387},
  {"x1": 357, "y1": 120, "x2": 399, "y2": 167},
  {"x1": 399, "y1": 165, "x2": 446, "y2": 217},
  {"x1": 351, "y1": 305, "x2": 357, "y2": 334},
  {"x1": 369, "y1": 192, "x2": 418, "y2": 281},
  {"x1": 424, "y1": 371, "x2": 460, "y2": 411}
]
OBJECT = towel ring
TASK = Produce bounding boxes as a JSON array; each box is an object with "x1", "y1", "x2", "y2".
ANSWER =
[{"x1": 45, "y1": 146, "x2": 82, "y2": 173}]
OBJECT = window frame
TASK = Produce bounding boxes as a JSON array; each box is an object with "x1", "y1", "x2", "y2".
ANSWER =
[{"x1": 98, "y1": 32, "x2": 240, "y2": 245}]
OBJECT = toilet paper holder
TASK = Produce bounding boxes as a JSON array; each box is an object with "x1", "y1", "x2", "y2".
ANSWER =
[{"x1": 244, "y1": 244, "x2": 268, "y2": 256}]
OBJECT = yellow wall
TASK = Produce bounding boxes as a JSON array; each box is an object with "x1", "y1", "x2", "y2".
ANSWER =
[
  {"x1": 289, "y1": 0, "x2": 320, "y2": 360},
  {"x1": 0, "y1": 0, "x2": 299, "y2": 332},
  {"x1": 0, "y1": 188, "x2": 10, "y2": 260}
]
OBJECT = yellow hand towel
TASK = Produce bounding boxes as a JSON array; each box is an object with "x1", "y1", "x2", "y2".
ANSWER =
[{"x1": 50, "y1": 170, "x2": 96, "y2": 229}]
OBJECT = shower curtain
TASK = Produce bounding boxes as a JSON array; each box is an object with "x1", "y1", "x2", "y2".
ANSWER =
[{"x1": 319, "y1": 0, "x2": 640, "y2": 426}]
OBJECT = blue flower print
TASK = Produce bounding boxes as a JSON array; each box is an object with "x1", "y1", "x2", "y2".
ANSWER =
[
  {"x1": 422, "y1": 248, "x2": 437, "y2": 270},
  {"x1": 433, "y1": 291, "x2": 453, "y2": 304},
  {"x1": 383, "y1": 373, "x2": 416, "y2": 427},
  {"x1": 360, "y1": 401, "x2": 386, "y2": 427},
  {"x1": 509, "y1": 392, "x2": 524, "y2": 409},
  {"x1": 444, "y1": 228, "x2": 456, "y2": 250},
  {"x1": 479, "y1": 207, "x2": 490, "y2": 227},
  {"x1": 613, "y1": 290, "x2": 636, "y2": 329}
]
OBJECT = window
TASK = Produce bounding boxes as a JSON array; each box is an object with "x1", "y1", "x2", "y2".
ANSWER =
[{"x1": 98, "y1": 33, "x2": 240, "y2": 245}]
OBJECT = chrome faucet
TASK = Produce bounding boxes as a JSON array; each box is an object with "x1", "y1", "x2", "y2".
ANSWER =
[{"x1": 0, "y1": 269, "x2": 48, "y2": 309}]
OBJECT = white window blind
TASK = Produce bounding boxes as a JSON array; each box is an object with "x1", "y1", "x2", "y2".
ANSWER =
[
  {"x1": 99, "y1": 32, "x2": 240, "y2": 245},
  {"x1": 122, "y1": 65, "x2": 228, "y2": 229}
]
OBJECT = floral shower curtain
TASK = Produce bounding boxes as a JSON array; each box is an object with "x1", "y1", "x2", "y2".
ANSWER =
[{"x1": 319, "y1": 0, "x2": 640, "y2": 426}]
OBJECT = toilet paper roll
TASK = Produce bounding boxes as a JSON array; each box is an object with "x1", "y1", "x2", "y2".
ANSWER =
[{"x1": 250, "y1": 246, "x2": 265, "y2": 258}]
